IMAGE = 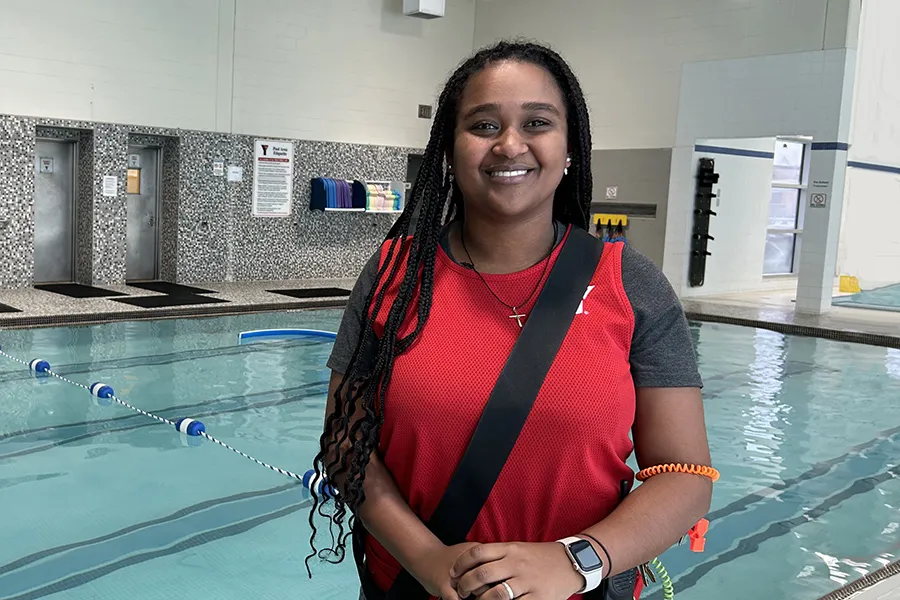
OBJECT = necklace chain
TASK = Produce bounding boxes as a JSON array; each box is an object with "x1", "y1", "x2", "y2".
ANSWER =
[{"x1": 461, "y1": 222, "x2": 557, "y2": 328}]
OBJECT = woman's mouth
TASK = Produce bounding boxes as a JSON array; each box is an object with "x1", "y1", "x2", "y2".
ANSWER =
[{"x1": 486, "y1": 168, "x2": 535, "y2": 184}]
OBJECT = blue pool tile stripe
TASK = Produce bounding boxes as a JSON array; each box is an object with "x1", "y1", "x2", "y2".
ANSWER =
[
  {"x1": 645, "y1": 461, "x2": 900, "y2": 600},
  {"x1": 0, "y1": 498, "x2": 312, "y2": 600},
  {"x1": 704, "y1": 424, "x2": 900, "y2": 523},
  {"x1": 0, "y1": 380, "x2": 325, "y2": 445},
  {"x1": 847, "y1": 160, "x2": 900, "y2": 175},
  {"x1": 0, "y1": 346, "x2": 322, "y2": 482},
  {"x1": 642, "y1": 428, "x2": 900, "y2": 600},
  {"x1": 694, "y1": 145, "x2": 775, "y2": 159},
  {"x1": 0, "y1": 391, "x2": 324, "y2": 460},
  {"x1": 810, "y1": 142, "x2": 850, "y2": 151},
  {"x1": 0, "y1": 337, "x2": 325, "y2": 385},
  {"x1": 0, "y1": 482, "x2": 297, "y2": 576}
]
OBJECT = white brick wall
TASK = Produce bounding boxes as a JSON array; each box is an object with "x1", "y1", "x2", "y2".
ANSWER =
[
  {"x1": 0, "y1": 0, "x2": 476, "y2": 147},
  {"x1": 231, "y1": 0, "x2": 476, "y2": 147},
  {"x1": 663, "y1": 49, "x2": 855, "y2": 295},
  {"x1": 474, "y1": 0, "x2": 853, "y2": 150},
  {"x1": 838, "y1": 0, "x2": 900, "y2": 290},
  {"x1": 0, "y1": 0, "x2": 221, "y2": 130},
  {"x1": 679, "y1": 138, "x2": 777, "y2": 298}
]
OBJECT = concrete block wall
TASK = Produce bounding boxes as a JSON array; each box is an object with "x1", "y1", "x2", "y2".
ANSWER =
[
  {"x1": 474, "y1": 0, "x2": 855, "y2": 151},
  {"x1": 0, "y1": 0, "x2": 476, "y2": 149},
  {"x1": 838, "y1": 0, "x2": 900, "y2": 290},
  {"x1": 680, "y1": 139, "x2": 777, "y2": 298}
]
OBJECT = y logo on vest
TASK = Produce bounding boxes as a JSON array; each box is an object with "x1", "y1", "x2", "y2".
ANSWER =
[{"x1": 575, "y1": 285, "x2": 595, "y2": 316}]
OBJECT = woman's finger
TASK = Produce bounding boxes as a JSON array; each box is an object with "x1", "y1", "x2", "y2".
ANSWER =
[
  {"x1": 475, "y1": 578, "x2": 527, "y2": 600},
  {"x1": 451, "y1": 543, "x2": 510, "y2": 579},
  {"x1": 454, "y1": 559, "x2": 516, "y2": 598}
]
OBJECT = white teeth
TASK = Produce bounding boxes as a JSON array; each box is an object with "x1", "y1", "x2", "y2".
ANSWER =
[{"x1": 490, "y1": 170, "x2": 529, "y2": 178}]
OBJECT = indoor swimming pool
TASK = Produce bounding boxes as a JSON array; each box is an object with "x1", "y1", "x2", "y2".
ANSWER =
[
  {"x1": 0, "y1": 310, "x2": 898, "y2": 600},
  {"x1": 833, "y1": 282, "x2": 900, "y2": 313}
]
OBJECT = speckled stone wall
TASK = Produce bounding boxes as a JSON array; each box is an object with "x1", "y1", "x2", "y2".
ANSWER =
[
  {"x1": 1, "y1": 113, "x2": 413, "y2": 288},
  {"x1": 90, "y1": 124, "x2": 129, "y2": 285},
  {"x1": 159, "y1": 137, "x2": 180, "y2": 282},
  {"x1": 76, "y1": 130, "x2": 95, "y2": 284},
  {"x1": 228, "y1": 138, "x2": 407, "y2": 282},
  {"x1": 179, "y1": 134, "x2": 412, "y2": 284},
  {"x1": 177, "y1": 131, "x2": 232, "y2": 283},
  {"x1": 0, "y1": 116, "x2": 36, "y2": 289}
]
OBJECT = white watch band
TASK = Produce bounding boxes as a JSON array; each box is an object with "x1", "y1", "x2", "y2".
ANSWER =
[{"x1": 558, "y1": 536, "x2": 605, "y2": 593}]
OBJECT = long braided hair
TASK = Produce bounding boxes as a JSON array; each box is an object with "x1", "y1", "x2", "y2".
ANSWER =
[{"x1": 307, "y1": 39, "x2": 594, "y2": 569}]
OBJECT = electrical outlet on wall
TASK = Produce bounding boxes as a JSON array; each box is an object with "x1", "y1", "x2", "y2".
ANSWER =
[{"x1": 417, "y1": 105, "x2": 433, "y2": 119}]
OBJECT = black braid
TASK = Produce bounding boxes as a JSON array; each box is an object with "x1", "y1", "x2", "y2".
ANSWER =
[{"x1": 306, "y1": 39, "x2": 594, "y2": 574}]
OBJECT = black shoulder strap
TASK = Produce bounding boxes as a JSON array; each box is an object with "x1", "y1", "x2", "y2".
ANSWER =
[
  {"x1": 427, "y1": 227, "x2": 602, "y2": 544},
  {"x1": 362, "y1": 228, "x2": 604, "y2": 600}
]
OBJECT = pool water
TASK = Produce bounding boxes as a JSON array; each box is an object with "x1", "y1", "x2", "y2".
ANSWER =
[
  {"x1": 833, "y1": 282, "x2": 900, "y2": 312},
  {"x1": 0, "y1": 310, "x2": 898, "y2": 600}
]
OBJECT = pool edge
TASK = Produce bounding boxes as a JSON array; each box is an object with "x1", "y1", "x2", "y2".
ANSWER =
[
  {"x1": 3, "y1": 300, "x2": 899, "y2": 350},
  {"x1": 816, "y1": 559, "x2": 900, "y2": 600},
  {"x1": 0, "y1": 298, "x2": 349, "y2": 330},
  {"x1": 686, "y1": 312, "x2": 900, "y2": 349}
]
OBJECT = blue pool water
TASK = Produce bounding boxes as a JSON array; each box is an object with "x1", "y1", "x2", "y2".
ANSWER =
[
  {"x1": 833, "y1": 282, "x2": 900, "y2": 312},
  {"x1": 0, "y1": 310, "x2": 898, "y2": 600}
]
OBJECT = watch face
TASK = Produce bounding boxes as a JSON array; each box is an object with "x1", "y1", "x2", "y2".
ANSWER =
[{"x1": 570, "y1": 539, "x2": 603, "y2": 572}]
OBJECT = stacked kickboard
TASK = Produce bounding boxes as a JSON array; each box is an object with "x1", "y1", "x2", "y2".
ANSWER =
[
  {"x1": 364, "y1": 182, "x2": 402, "y2": 212},
  {"x1": 310, "y1": 178, "x2": 403, "y2": 212},
  {"x1": 310, "y1": 178, "x2": 359, "y2": 210}
]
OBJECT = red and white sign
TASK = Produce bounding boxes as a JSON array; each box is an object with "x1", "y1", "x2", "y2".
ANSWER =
[{"x1": 252, "y1": 139, "x2": 294, "y2": 217}]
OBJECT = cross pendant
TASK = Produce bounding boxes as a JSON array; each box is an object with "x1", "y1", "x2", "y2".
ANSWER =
[{"x1": 509, "y1": 307, "x2": 526, "y2": 328}]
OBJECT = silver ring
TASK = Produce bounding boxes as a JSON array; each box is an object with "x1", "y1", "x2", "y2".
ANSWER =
[{"x1": 501, "y1": 581, "x2": 515, "y2": 600}]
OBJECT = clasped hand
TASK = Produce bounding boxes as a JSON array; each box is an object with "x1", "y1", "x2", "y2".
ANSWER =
[{"x1": 442, "y1": 541, "x2": 584, "y2": 600}]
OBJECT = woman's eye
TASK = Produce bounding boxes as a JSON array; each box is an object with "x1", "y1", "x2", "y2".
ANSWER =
[
  {"x1": 526, "y1": 119, "x2": 550, "y2": 128},
  {"x1": 471, "y1": 122, "x2": 498, "y2": 131}
]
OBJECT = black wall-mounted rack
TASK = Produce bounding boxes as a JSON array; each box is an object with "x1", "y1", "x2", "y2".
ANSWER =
[{"x1": 688, "y1": 158, "x2": 720, "y2": 287}]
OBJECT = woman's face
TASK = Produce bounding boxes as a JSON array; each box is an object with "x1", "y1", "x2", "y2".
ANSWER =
[{"x1": 452, "y1": 60, "x2": 569, "y2": 222}]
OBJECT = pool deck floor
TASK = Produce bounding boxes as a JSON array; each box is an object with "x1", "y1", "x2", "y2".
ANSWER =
[
  {"x1": 683, "y1": 289, "x2": 900, "y2": 348},
  {"x1": 818, "y1": 559, "x2": 900, "y2": 600},
  {"x1": 1, "y1": 280, "x2": 898, "y2": 344},
  {"x1": 853, "y1": 575, "x2": 900, "y2": 600},
  {"x1": 0, "y1": 279, "x2": 356, "y2": 329}
]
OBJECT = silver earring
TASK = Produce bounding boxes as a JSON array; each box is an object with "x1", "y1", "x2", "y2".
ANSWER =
[{"x1": 564, "y1": 167, "x2": 569, "y2": 176}]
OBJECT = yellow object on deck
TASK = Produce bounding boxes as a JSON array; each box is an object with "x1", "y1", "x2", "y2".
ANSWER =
[{"x1": 839, "y1": 275, "x2": 861, "y2": 293}]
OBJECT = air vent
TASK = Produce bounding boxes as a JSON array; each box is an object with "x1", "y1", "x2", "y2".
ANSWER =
[{"x1": 404, "y1": 0, "x2": 444, "y2": 18}]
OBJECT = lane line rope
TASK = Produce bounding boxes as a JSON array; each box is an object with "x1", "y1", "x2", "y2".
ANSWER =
[{"x1": 0, "y1": 346, "x2": 308, "y2": 483}]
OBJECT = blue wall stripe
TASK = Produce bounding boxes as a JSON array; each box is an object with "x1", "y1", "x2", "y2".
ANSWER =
[
  {"x1": 694, "y1": 145, "x2": 774, "y2": 159},
  {"x1": 848, "y1": 160, "x2": 900, "y2": 175},
  {"x1": 810, "y1": 142, "x2": 850, "y2": 151}
]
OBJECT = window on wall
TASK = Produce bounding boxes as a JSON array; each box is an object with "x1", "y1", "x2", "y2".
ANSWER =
[{"x1": 764, "y1": 140, "x2": 807, "y2": 275}]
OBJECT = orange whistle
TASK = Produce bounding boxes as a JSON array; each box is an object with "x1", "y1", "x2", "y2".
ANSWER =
[{"x1": 688, "y1": 519, "x2": 709, "y2": 553}]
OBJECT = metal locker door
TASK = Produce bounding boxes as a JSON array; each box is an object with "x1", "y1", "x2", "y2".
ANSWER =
[
  {"x1": 126, "y1": 147, "x2": 160, "y2": 282},
  {"x1": 33, "y1": 140, "x2": 76, "y2": 284}
]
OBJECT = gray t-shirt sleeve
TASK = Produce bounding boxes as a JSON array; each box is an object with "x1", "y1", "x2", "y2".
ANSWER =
[
  {"x1": 621, "y1": 245, "x2": 702, "y2": 388},
  {"x1": 326, "y1": 250, "x2": 381, "y2": 376}
]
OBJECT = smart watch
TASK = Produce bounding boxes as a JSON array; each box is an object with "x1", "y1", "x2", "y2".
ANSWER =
[{"x1": 557, "y1": 536, "x2": 605, "y2": 593}]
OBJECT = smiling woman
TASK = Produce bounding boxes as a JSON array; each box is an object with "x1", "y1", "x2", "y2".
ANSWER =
[{"x1": 311, "y1": 40, "x2": 714, "y2": 600}]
